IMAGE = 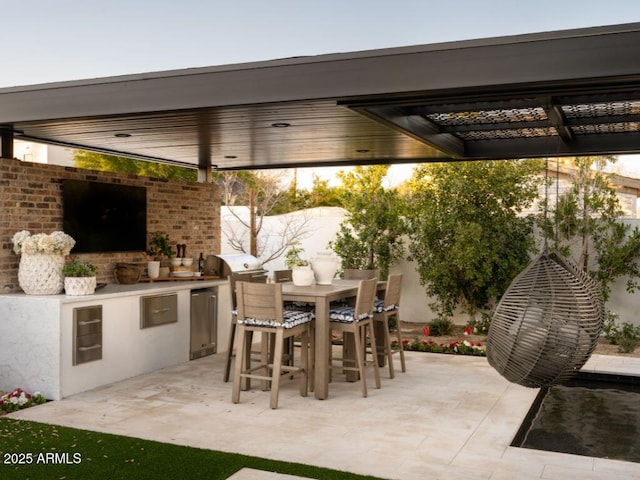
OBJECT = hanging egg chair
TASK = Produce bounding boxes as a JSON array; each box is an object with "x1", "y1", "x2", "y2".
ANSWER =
[{"x1": 486, "y1": 250, "x2": 604, "y2": 388}]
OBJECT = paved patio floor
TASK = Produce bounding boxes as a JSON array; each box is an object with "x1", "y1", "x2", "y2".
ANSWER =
[{"x1": 8, "y1": 351, "x2": 640, "y2": 480}]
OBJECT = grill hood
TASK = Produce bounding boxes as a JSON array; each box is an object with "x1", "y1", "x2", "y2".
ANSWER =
[{"x1": 206, "y1": 254, "x2": 266, "y2": 278}]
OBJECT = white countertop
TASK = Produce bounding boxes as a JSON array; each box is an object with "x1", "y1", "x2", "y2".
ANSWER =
[{"x1": 1, "y1": 279, "x2": 228, "y2": 304}]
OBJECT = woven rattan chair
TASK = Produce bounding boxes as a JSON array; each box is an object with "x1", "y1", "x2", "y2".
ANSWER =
[
  {"x1": 329, "y1": 278, "x2": 381, "y2": 397},
  {"x1": 372, "y1": 274, "x2": 406, "y2": 378},
  {"x1": 486, "y1": 251, "x2": 604, "y2": 388},
  {"x1": 232, "y1": 281, "x2": 313, "y2": 409}
]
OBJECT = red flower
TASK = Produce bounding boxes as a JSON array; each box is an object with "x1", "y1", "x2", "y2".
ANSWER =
[
  {"x1": 464, "y1": 326, "x2": 472, "y2": 336},
  {"x1": 423, "y1": 326, "x2": 430, "y2": 336},
  {"x1": 402, "y1": 339, "x2": 409, "y2": 344}
]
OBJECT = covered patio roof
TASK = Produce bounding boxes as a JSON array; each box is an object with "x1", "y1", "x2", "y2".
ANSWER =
[{"x1": 2, "y1": 22, "x2": 640, "y2": 172}]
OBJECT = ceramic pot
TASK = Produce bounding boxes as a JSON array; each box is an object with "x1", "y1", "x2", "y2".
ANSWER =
[
  {"x1": 18, "y1": 253, "x2": 65, "y2": 295},
  {"x1": 311, "y1": 251, "x2": 338, "y2": 285},
  {"x1": 292, "y1": 265, "x2": 315, "y2": 286},
  {"x1": 147, "y1": 261, "x2": 161, "y2": 279},
  {"x1": 64, "y1": 276, "x2": 97, "y2": 296}
]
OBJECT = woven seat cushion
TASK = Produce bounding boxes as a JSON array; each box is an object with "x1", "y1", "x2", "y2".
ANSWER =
[
  {"x1": 284, "y1": 301, "x2": 314, "y2": 310},
  {"x1": 374, "y1": 299, "x2": 398, "y2": 313},
  {"x1": 239, "y1": 309, "x2": 314, "y2": 329},
  {"x1": 329, "y1": 306, "x2": 371, "y2": 323}
]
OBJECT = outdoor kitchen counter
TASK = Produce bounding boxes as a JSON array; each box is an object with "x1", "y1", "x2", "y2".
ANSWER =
[
  {"x1": 0, "y1": 278, "x2": 228, "y2": 303},
  {"x1": 0, "y1": 280, "x2": 231, "y2": 401}
]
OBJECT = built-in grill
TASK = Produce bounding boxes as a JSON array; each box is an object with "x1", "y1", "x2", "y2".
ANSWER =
[{"x1": 204, "y1": 253, "x2": 267, "y2": 279}]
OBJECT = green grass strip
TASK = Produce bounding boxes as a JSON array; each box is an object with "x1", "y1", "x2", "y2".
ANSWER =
[{"x1": 0, "y1": 418, "x2": 385, "y2": 480}]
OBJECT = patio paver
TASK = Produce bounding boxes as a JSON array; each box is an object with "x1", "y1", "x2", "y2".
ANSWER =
[{"x1": 8, "y1": 351, "x2": 640, "y2": 480}]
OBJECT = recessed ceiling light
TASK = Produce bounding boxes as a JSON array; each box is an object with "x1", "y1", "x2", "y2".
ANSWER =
[
  {"x1": 114, "y1": 133, "x2": 131, "y2": 138},
  {"x1": 271, "y1": 122, "x2": 291, "y2": 128}
]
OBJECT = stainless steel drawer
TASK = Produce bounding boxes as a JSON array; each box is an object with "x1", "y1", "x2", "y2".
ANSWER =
[
  {"x1": 73, "y1": 305, "x2": 102, "y2": 365},
  {"x1": 74, "y1": 333, "x2": 102, "y2": 364},
  {"x1": 74, "y1": 307, "x2": 102, "y2": 336},
  {"x1": 140, "y1": 293, "x2": 178, "y2": 329}
]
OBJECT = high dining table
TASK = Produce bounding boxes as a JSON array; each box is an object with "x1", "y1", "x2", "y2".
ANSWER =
[{"x1": 281, "y1": 279, "x2": 384, "y2": 400}]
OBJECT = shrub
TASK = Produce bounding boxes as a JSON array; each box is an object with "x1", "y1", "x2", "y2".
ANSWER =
[
  {"x1": 428, "y1": 317, "x2": 455, "y2": 336},
  {"x1": 467, "y1": 312, "x2": 492, "y2": 335},
  {"x1": 603, "y1": 311, "x2": 640, "y2": 353}
]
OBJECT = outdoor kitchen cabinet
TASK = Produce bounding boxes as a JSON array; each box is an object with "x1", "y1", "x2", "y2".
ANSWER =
[{"x1": 0, "y1": 279, "x2": 228, "y2": 401}]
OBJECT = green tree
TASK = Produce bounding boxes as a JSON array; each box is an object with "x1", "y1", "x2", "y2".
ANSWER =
[
  {"x1": 406, "y1": 159, "x2": 544, "y2": 320},
  {"x1": 290, "y1": 175, "x2": 344, "y2": 210},
  {"x1": 330, "y1": 165, "x2": 405, "y2": 279},
  {"x1": 543, "y1": 156, "x2": 640, "y2": 302},
  {"x1": 73, "y1": 150, "x2": 197, "y2": 181}
]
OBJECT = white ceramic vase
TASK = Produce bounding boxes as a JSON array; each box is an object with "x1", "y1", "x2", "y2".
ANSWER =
[
  {"x1": 64, "y1": 276, "x2": 97, "y2": 296},
  {"x1": 147, "y1": 261, "x2": 161, "y2": 279},
  {"x1": 18, "y1": 253, "x2": 65, "y2": 295},
  {"x1": 292, "y1": 265, "x2": 315, "y2": 286},
  {"x1": 311, "y1": 251, "x2": 338, "y2": 285}
]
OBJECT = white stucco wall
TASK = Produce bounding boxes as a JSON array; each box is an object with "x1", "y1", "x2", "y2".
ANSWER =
[{"x1": 221, "y1": 206, "x2": 640, "y2": 327}]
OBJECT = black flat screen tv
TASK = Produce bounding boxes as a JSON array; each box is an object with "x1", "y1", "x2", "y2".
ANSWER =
[{"x1": 62, "y1": 179, "x2": 147, "y2": 253}]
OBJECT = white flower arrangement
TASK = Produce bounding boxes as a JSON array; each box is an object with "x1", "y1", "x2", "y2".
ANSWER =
[{"x1": 12, "y1": 230, "x2": 76, "y2": 256}]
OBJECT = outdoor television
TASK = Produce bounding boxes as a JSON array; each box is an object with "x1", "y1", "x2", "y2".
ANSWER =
[{"x1": 62, "y1": 179, "x2": 147, "y2": 253}]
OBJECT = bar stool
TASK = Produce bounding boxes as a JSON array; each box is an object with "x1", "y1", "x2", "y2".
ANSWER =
[
  {"x1": 223, "y1": 272, "x2": 267, "y2": 383},
  {"x1": 372, "y1": 274, "x2": 406, "y2": 378},
  {"x1": 273, "y1": 269, "x2": 293, "y2": 282},
  {"x1": 343, "y1": 268, "x2": 379, "y2": 280},
  {"x1": 232, "y1": 281, "x2": 313, "y2": 409},
  {"x1": 328, "y1": 277, "x2": 381, "y2": 397}
]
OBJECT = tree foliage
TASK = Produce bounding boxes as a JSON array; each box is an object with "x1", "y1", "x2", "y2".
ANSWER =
[
  {"x1": 330, "y1": 165, "x2": 406, "y2": 279},
  {"x1": 542, "y1": 156, "x2": 640, "y2": 302},
  {"x1": 73, "y1": 150, "x2": 197, "y2": 180},
  {"x1": 287, "y1": 175, "x2": 345, "y2": 210},
  {"x1": 405, "y1": 159, "x2": 544, "y2": 319}
]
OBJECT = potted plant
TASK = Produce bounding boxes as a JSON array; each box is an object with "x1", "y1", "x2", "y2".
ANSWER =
[
  {"x1": 285, "y1": 244, "x2": 314, "y2": 286},
  {"x1": 146, "y1": 231, "x2": 173, "y2": 259},
  {"x1": 62, "y1": 259, "x2": 98, "y2": 296},
  {"x1": 146, "y1": 231, "x2": 172, "y2": 278}
]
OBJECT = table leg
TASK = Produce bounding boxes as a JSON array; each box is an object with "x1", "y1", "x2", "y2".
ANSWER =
[{"x1": 314, "y1": 299, "x2": 329, "y2": 399}]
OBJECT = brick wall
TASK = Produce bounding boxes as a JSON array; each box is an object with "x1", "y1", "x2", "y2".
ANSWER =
[{"x1": 0, "y1": 157, "x2": 221, "y2": 292}]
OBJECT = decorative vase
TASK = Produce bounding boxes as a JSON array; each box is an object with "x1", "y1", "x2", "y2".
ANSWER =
[
  {"x1": 311, "y1": 251, "x2": 338, "y2": 285},
  {"x1": 18, "y1": 253, "x2": 65, "y2": 295},
  {"x1": 64, "y1": 277, "x2": 97, "y2": 296},
  {"x1": 292, "y1": 265, "x2": 315, "y2": 286},
  {"x1": 147, "y1": 261, "x2": 161, "y2": 279}
]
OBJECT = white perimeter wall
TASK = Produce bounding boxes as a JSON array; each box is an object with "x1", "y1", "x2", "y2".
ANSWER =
[{"x1": 221, "y1": 207, "x2": 640, "y2": 327}]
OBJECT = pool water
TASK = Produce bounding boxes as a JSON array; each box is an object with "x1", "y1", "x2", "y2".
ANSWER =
[{"x1": 512, "y1": 372, "x2": 640, "y2": 463}]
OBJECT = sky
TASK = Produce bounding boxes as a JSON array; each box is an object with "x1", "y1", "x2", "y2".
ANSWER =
[{"x1": 6, "y1": 0, "x2": 640, "y2": 183}]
